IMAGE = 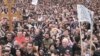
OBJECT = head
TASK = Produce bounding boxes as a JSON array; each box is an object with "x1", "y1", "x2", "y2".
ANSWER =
[
  {"x1": 6, "y1": 33, "x2": 13, "y2": 41},
  {"x1": 55, "y1": 39, "x2": 60, "y2": 45},
  {"x1": 63, "y1": 30, "x2": 69, "y2": 37},
  {"x1": 17, "y1": 31, "x2": 23, "y2": 37},
  {"x1": 44, "y1": 33, "x2": 50, "y2": 39},
  {"x1": 49, "y1": 44, "x2": 55, "y2": 53},
  {"x1": 64, "y1": 50, "x2": 71, "y2": 56},
  {"x1": 23, "y1": 31, "x2": 27, "y2": 37},
  {"x1": 62, "y1": 38, "x2": 69, "y2": 48},
  {"x1": 35, "y1": 29, "x2": 40, "y2": 35},
  {"x1": 25, "y1": 37, "x2": 30, "y2": 43},
  {"x1": 26, "y1": 42, "x2": 33, "y2": 51},
  {"x1": 16, "y1": 49, "x2": 21, "y2": 56},
  {"x1": 3, "y1": 46, "x2": 11, "y2": 56},
  {"x1": 39, "y1": 49, "x2": 44, "y2": 56}
]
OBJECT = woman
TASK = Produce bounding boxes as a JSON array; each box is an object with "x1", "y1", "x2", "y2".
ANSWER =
[
  {"x1": 49, "y1": 44, "x2": 58, "y2": 56},
  {"x1": 16, "y1": 49, "x2": 22, "y2": 56}
]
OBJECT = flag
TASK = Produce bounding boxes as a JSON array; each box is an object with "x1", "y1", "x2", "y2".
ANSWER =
[
  {"x1": 77, "y1": 5, "x2": 94, "y2": 56},
  {"x1": 77, "y1": 4, "x2": 94, "y2": 23},
  {"x1": 32, "y1": 0, "x2": 38, "y2": 5}
]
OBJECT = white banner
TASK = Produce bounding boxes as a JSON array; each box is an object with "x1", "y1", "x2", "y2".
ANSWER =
[
  {"x1": 32, "y1": 0, "x2": 38, "y2": 5},
  {"x1": 77, "y1": 4, "x2": 94, "y2": 23}
]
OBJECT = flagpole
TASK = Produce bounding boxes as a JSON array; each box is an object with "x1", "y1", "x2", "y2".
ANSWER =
[
  {"x1": 90, "y1": 19, "x2": 93, "y2": 56},
  {"x1": 90, "y1": 11, "x2": 94, "y2": 56},
  {"x1": 79, "y1": 22, "x2": 83, "y2": 56}
]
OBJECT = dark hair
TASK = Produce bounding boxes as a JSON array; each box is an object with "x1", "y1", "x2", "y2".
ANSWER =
[
  {"x1": 6, "y1": 32, "x2": 12, "y2": 36},
  {"x1": 49, "y1": 44, "x2": 55, "y2": 49},
  {"x1": 15, "y1": 49, "x2": 22, "y2": 56},
  {"x1": 6, "y1": 32, "x2": 14, "y2": 39},
  {"x1": 27, "y1": 42, "x2": 33, "y2": 46}
]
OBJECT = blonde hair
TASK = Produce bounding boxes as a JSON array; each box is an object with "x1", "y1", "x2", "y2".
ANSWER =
[{"x1": 62, "y1": 38, "x2": 68, "y2": 43}]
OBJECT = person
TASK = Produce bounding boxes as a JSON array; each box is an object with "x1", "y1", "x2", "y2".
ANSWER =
[
  {"x1": 0, "y1": 32, "x2": 13, "y2": 45},
  {"x1": 15, "y1": 49, "x2": 22, "y2": 56},
  {"x1": 59, "y1": 38, "x2": 72, "y2": 56},
  {"x1": 72, "y1": 36, "x2": 81, "y2": 56},
  {"x1": 39, "y1": 49, "x2": 44, "y2": 56},
  {"x1": 34, "y1": 29, "x2": 43, "y2": 49},
  {"x1": 26, "y1": 42, "x2": 38, "y2": 56},
  {"x1": 43, "y1": 33, "x2": 54, "y2": 53},
  {"x1": 93, "y1": 47, "x2": 100, "y2": 56},
  {"x1": 14, "y1": 31, "x2": 26, "y2": 46},
  {"x1": 64, "y1": 50, "x2": 71, "y2": 56},
  {"x1": 49, "y1": 44, "x2": 58, "y2": 56},
  {"x1": 0, "y1": 0, "x2": 100, "y2": 56},
  {"x1": 3, "y1": 45, "x2": 13, "y2": 56}
]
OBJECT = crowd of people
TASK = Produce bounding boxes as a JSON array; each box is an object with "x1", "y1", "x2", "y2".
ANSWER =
[{"x1": 0, "y1": 0, "x2": 100, "y2": 56}]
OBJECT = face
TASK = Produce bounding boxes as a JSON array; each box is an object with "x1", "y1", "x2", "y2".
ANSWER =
[
  {"x1": 3, "y1": 52, "x2": 10, "y2": 56},
  {"x1": 25, "y1": 37, "x2": 30, "y2": 43},
  {"x1": 62, "y1": 38, "x2": 68, "y2": 48},
  {"x1": 27, "y1": 43, "x2": 33, "y2": 51},
  {"x1": 23, "y1": 32, "x2": 26, "y2": 37},
  {"x1": 35, "y1": 29, "x2": 40, "y2": 35},
  {"x1": 6, "y1": 33, "x2": 12, "y2": 41},
  {"x1": 3, "y1": 47, "x2": 11, "y2": 56},
  {"x1": 39, "y1": 50, "x2": 44, "y2": 55},
  {"x1": 45, "y1": 34, "x2": 49, "y2": 39},
  {"x1": 63, "y1": 30, "x2": 69, "y2": 36},
  {"x1": 29, "y1": 37, "x2": 33, "y2": 43},
  {"x1": 56, "y1": 39, "x2": 60, "y2": 44},
  {"x1": 50, "y1": 45, "x2": 55, "y2": 51},
  {"x1": 16, "y1": 50, "x2": 21, "y2": 56},
  {"x1": 17, "y1": 32, "x2": 23, "y2": 37}
]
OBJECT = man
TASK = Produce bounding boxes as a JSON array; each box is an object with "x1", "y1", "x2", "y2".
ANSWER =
[
  {"x1": 3, "y1": 45, "x2": 13, "y2": 56},
  {"x1": 59, "y1": 38, "x2": 72, "y2": 56},
  {"x1": 72, "y1": 36, "x2": 81, "y2": 56},
  {"x1": 26, "y1": 42, "x2": 38, "y2": 56},
  {"x1": 14, "y1": 31, "x2": 26, "y2": 46},
  {"x1": 34, "y1": 29, "x2": 43, "y2": 48},
  {"x1": 0, "y1": 32, "x2": 13, "y2": 45},
  {"x1": 43, "y1": 33, "x2": 54, "y2": 52}
]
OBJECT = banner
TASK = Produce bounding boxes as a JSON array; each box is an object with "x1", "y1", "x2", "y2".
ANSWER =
[
  {"x1": 32, "y1": 0, "x2": 38, "y2": 5},
  {"x1": 77, "y1": 4, "x2": 94, "y2": 23}
]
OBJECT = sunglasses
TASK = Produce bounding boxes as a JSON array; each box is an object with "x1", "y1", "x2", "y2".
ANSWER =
[{"x1": 3, "y1": 50, "x2": 10, "y2": 52}]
